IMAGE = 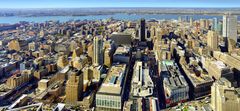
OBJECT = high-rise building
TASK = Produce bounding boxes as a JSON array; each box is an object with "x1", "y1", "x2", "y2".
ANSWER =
[
  {"x1": 218, "y1": 22, "x2": 223, "y2": 35},
  {"x1": 92, "y1": 66, "x2": 103, "y2": 82},
  {"x1": 200, "y1": 19, "x2": 206, "y2": 28},
  {"x1": 104, "y1": 48, "x2": 111, "y2": 67},
  {"x1": 140, "y1": 19, "x2": 146, "y2": 41},
  {"x1": 213, "y1": 18, "x2": 218, "y2": 31},
  {"x1": 57, "y1": 56, "x2": 69, "y2": 69},
  {"x1": 71, "y1": 55, "x2": 88, "y2": 70},
  {"x1": 206, "y1": 19, "x2": 210, "y2": 29},
  {"x1": 155, "y1": 28, "x2": 164, "y2": 41},
  {"x1": 81, "y1": 40, "x2": 87, "y2": 53},
  {"x1": 211, "y1": 78, "x2": 240, "y2": 111},
  {"x1": 228, "y1": 38, "x2": 237, "y2": 53},
  {"x1": 207, "y1": 30, "x2": 218, "y2": 50},
  {"x1": 150, "y1": 26, "x2": 156, "y2": 39},
  {"x1": 93, "y1": 36, "x2": 104, "y2": 66},
  {"x1": 87, "y1": 43, "x2": 93, "y2": 59},
  {"x1": 223, "y1": 14, "x2": 238, "y2": 43},
  {"x1": 65, "y1": 69, "x2": 83, "y2": 105},
  {"x1": 178, "y1": 16, "x2": 182, "y2": 23},
  {"x1": 8, "y1": 40, "x2": 21, "y2": 51},
  {"x1": 189, "y1": 17, "x2": 193, "y2": 26}
]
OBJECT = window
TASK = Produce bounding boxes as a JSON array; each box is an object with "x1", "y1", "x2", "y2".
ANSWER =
[
  {"x1": 96, "y1": 99, "x2": 99, "y2": 106},
  {"x1": 104, "y1": 100, "x2": 107, "y2": 107},
  {"x1": 114, "y1": 101, "x2": 117, "y2": 108},
  {"x1": 106, "y1": 100, "x2": 110, "y2": 107},
  {"x1": 101, "y1": 99, "x2": 104, "y2": 106},
  {"x1": 110, "y1": 100, "x2": 113, "y2": 108},
  {"x1": 118, "y1": 101, "x2": 121, "y2": 108}
]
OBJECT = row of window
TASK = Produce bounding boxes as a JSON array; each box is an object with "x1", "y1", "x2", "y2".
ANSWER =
[{"x1": 96, "y1": 98, "x2": 121, "y2": 109}]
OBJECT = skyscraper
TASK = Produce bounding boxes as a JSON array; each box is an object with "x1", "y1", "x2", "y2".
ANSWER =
[
  {"x1": 211, "y1": 78, "x2": 240, "y2": 111},
  {"x1": 140, "y1": 19, "x2": 146, "y2": 41},
  {"x1": 93, "y1": 36, "x2": 104, "y2": 66},
  {"x1": 178, "y1": 16, "x2": 182, "y2": 23},
  {"x1": 189, "y1": 17, "x2": 193, "y2": 26},
  {"x1": 223, "y1": 14, "x2": 238, "y2": 43},
  {"x1": 207, "y1": 30, "x2": 218, "y2": 50},
  {"x1": 213, "y1": 18, "x2": 218, "y2": 31},
  {"x1": 104, "y1": 48, "x2": 111, "y2": 67},
  {"x1": 200, "y1": 19, "x2": 206, "y2": 28},
  {"x1": 218, "y1": 22, "x2": 223, "y2": 35},
  {"x1": 66, "y1": 69, "x2": 83, "y2": 105}
]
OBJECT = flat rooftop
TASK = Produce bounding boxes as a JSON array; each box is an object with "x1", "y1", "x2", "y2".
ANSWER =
[
  {"x1": 162, "y1": 60, "x2": 188, "y2": 89},
  {"x1": 180, "y1": 58, "x2": 214, "y2": 87},
  {"x1": 184, "y1": 65, "x2": 213, "y2": 87},
  {"x1": 114, "y1": 46, "x2": 130, "y2": 55},
  {"x1": 131, "y1": 61, "x2": 154, "y2": 97},
  {"x1": 97, "y1": 64, "x2": 126, "y2": 95}
]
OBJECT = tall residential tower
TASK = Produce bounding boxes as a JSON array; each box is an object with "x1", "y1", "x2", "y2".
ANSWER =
[
  {"x1": 93, "y1": 36, "x2": 104, "y2": 66},
  {"x1": 140, "y1": 19, "x2": 146, "y2": 41},
  {"x1": 223, "y1": 14, "x2": 238, "y2": 43}
]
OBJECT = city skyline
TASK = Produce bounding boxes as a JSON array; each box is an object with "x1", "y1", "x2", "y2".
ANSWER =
[
  {"x1": 1, "y1": 0, "x2": 240, "y2": 8},
  {"x1": 0, "y1": 0, "x2": 240, "y2": 111}
]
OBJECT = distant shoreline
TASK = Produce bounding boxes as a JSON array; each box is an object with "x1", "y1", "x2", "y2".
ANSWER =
[
  {"x1": 1, "y1": 8, "x2": 240, "y2": 17},
  {"x1": 0, "y1": 13, "x2": 239, "y2": 18},
  {"x1": 0, "y1": 13, "x2": 227, "y2": 24}
]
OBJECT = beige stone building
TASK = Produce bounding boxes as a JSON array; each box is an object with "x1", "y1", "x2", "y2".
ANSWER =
[
  {"x1": 65, "y1": 69, "x2": 83, "y2": 105},
  {"x1": 207, "y1": 30, "x2": 218, "y2": 51},
  {"x1": 211, "y1": 78, "x2": 240, "y2": 111},
  {"x1": 57, "y1": 56, "x2": 69, "y2": 69},
  {"x1": 6, "y1": 72, "x2": 31, "y2": 89},
  {"x1": 8, "y1": 39, "x2": 21, "y2": 51},
  {"x1": 104, "y1": 48, "x2": 112, "y2": 67}
]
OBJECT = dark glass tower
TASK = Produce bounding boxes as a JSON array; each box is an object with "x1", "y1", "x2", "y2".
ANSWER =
[{"x1": 140, "y1": 19, "x2": 146, "y2": 41}]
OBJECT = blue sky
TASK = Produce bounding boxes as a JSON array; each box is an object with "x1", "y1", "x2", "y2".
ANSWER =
[{"x1": 1, "y1": 0, "x2": 240, "y2": 8}]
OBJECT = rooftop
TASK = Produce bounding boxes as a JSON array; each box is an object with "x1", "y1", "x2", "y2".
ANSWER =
[
  {"x1": 180, "y1": 58, "x2": 214, "y2": 87},
  {"x1": 131, "y1": 61, "x2": 154, "y2": 97},
  {"x1": 39, "y1": 79, "x2": 49, "y2": 83},
  {"x1": 114, "y1": 46, "x2": 130, "y2": 55},
  {"x1": 162, "y1": 60, "x2": 188, "y2": 90},
  {"x1": 97, "y1": 64, "x2": 126, "y2": 95},
  {"x1": 214, "y1": 61, "x2": 227, "y2": 69}
]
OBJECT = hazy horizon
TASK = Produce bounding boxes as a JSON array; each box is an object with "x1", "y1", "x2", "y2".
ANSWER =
[{"x1": 1, "y1": 0, "x2": 240, "y2": 8}]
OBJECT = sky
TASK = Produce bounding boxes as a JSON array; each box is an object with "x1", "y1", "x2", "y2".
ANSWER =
[{"x1": 1, "y1": 0, "x2": 240, "y2": 8}]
